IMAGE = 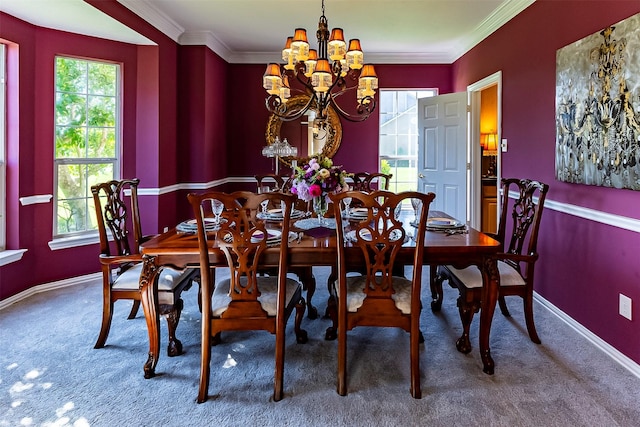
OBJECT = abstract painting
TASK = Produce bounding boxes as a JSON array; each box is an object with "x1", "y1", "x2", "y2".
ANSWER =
[{"x1": 555, "y1": 12, "x2": 640, "y2": 190}]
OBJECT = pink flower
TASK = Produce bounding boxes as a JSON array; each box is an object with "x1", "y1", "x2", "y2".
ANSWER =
[{"x1": 308, "y1": 184, "x2": 322, "y2": 197}]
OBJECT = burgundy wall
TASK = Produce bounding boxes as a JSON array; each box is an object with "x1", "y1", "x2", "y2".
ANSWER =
[{"x1": 453, "y1": 0, "x2": 640, "y2": 363}]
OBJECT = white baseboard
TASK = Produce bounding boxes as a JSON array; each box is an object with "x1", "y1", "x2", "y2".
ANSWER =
[
  {"x1": 535, "y1": 292, "x2": 640, "y2": 379},
  {"x1": 0, "y1": 272, "x2": 102, "y2": 311}
]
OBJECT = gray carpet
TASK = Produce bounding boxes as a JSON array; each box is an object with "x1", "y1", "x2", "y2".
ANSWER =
[{"x1": 1, "y1": 266, "x2": 639, "y2": 427}]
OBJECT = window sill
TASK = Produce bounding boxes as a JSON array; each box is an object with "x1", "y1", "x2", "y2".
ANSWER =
[
  {"x1": 0, "y1": 249, "x2": 28, "y2": 266},
  {"x1": 48, "y1": 232, "x2": 99, "y2": 251}
]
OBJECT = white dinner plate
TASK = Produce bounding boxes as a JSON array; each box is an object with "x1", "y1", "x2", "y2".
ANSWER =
[
  {"x1": 346, "y1": 228, "x2": 404, "y2": 242},
  {"x1": 426, "y1": 217, "x2": 465, "y2": 230}
]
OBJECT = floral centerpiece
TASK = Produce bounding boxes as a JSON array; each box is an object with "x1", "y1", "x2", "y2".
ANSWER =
[{"x1": 290, "y1": 156, "x2": 350, "y2": 224}]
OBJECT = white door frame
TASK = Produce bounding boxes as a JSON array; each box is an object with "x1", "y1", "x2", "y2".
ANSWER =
[{"x1": 467, "y1": 71, "x2": 502, "y2": 230}]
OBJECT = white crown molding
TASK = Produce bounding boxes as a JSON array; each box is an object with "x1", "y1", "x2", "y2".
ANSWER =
[
  {"x1": 178, "y1": 31, "x2": 233, "y2": 62},
  {"x1": 449, "y1": 0, "x2": 535, "y2": 62},
  {"x1": 118, "y1": 0, "x2": 184, "y2": 42},
  {"x1": 119, "y1": 0, "x2": 536, "y2": 65}
]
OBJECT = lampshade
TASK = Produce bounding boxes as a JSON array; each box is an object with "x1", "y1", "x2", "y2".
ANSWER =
[
  {"x1": 312, "y1": 59, "x2": 332, "y2": 93},
  {"x1": 328, "y1": 28, "x2": 346, "y2": 61},
  {"x1": 346, "y1": 39, "x2": 363, "y2": 69},
  {"x1": 304, "y1": 49, "x2": 318, "y2": 77},
  {"x1": 282, "y1": 36, "x2": 295, "y2": 70},
  {"x1": 482, "y1": 133, "x2": 498, "y2": 155},
  {"x1": 263, "y1": 63, "x2": 283, "y2": 94},
  {"x1": 292, "y1": 28, "x2": 310, "y2": 61}
]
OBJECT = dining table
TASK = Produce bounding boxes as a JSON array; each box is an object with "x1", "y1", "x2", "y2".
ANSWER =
[{"x1": 138, "y1": 210, "x2": 501, "y2": 379}]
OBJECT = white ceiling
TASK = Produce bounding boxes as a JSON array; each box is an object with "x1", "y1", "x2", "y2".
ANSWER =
[{"x1": 0, "y1": 0, "x2": 535, "y2": 64}]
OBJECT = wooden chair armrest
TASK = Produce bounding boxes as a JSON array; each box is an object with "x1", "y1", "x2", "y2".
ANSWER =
[
  {"x1": 99, "y1": 253, "x2": 143, "y2": 266},
  {"x1": 140, "y1": 234, "x2": 159, "y2": 244},
  {"x1": 497, "y1": 252, "x2": 538, "y2": 263}
]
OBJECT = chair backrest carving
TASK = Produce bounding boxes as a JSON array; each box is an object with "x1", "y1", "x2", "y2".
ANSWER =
[
  {"x1": 351, "y1": 172, "x2": 393, "y2": 192},
  {"x1": 254, "y1": 174, "x2": 292, "y2": 192},
  {"x1": 331, "y1": 190, "x2": 435, "y2": 299},
  {"x1": 497, "y1": 178, "x2": 549, "y2": 265},
  {"x1": 91, "y1": 178, "x2": 142, "y2": 257}
]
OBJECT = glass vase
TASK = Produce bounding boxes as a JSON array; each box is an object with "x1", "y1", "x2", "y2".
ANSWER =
[{"x1": 312, "y1": 195, "x2": 328, "y2": 226}]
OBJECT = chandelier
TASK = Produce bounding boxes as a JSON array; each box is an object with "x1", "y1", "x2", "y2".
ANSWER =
[
  {"x1": 261, "y1": 136, "x2": 298, "y2": 174},
  {"x1": 262, "y1": 0, "x2": 378, "y2": 125}
]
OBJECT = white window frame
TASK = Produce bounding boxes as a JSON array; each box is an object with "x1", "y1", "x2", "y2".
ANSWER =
[{"x1": 53, "y1": 56, "x2": 121, "y2": 240}]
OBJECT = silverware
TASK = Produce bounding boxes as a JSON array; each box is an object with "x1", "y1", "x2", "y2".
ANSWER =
[{"x1": 445, "y1": 228, "x2": 468, "y2": 236}]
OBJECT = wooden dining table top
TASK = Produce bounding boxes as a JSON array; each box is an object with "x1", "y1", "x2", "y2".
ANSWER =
[{"x1": 138, "y1": 210, "x2": 501, "y2": 379}]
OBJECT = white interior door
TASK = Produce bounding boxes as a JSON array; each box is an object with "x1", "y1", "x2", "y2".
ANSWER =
[{"x1": 417, "y1": 92, "x2": 468, "y2": 222}]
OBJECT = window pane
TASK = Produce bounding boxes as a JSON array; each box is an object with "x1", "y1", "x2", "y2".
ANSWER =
[
  {"x1": 87, "y1": 128, "x2": 116, "y2": 158},
  {"x1": 379, "y1": 91, "x2": 396, "y2": 114},
  {"x1": 56, "y1": 57, "x2": 87, "y2": 93},
  {"x1": 88, "y1": 95, "x2": 115, "y2": 126},
  {"x1": 379, "y1": 134, "x2": 397, "y2": 156},
  {"x1": 87, "y1": 163, "x2": 114, "y2": 188},
  {"x1": 55, "y1": 92, "x2": 87, "y2": 126},
  {"x1": 88, "y1": 62, "x2": 116, "y2": 96},
  {"x1": 55, "y1": 126, "x2": 86, "y2": 158},
  {"x1": 380, "y1": 113, "x2": 396, "y2": 133},
  {"x1": 57, "y1": 164, "x2": 85, "y2": 199}
]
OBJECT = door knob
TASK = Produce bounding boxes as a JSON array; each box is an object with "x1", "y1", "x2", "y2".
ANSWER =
[{"x1": 419, "y1": 174, "x2": 424, "y2": 178}]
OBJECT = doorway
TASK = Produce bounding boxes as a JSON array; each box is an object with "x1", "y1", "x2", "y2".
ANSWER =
[{"x1": 467, "y1": 71, "x2": 502, "y2": 231}]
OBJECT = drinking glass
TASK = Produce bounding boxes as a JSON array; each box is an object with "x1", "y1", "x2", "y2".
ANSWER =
[
  {"x1": 211, "y1": 199, "x2": 224, "y2": 230},
  {"x1": 411, "y1": 198, "x2": 422, "y2": 225},
  {"x1": 257, "y1": 186, "x2": 271, "y2": 213},
  {"x1": 342, "y1": 197, "x2": 352, "y2": 218}
]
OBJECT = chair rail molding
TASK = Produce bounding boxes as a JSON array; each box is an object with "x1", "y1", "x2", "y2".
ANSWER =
[
  {"x1": 19, "y1": 194, "x2": 52, "y2": 205},
  {"x1": 507, "y1": 190, "x2": 640, "y2": 233}
]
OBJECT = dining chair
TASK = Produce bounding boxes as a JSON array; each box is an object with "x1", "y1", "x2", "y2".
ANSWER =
[
  {"x1": 92, "y1": 179, "x2": 197, "y2": 357},
  {"x1": 253, "y1": 175, "x2": 317, "y2": 318},
  {"x1": 325, "y1": 171, "x2": 393, "y2": 298},
  {"x1": 433, "y1": 178, "x2": 549, "y2": 353},
  {"x1": 351, "y1": 172, "x2": 393, "y2": 192},
  {"x1": 187, "y1": 190, "x2": 308, "y2": 403},
  {"x1": 327, "y1": 189, "x2": 436, "y2": 398},
  {"x1": 254, "y1": 173, "x2": 290, "y2": 193}
]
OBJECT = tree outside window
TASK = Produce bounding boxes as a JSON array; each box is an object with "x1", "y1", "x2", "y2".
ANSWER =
[{"x1": 54, "y1": 57, "x2": 120, "y2": 236}]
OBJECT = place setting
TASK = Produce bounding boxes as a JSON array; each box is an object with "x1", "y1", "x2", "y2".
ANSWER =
[{"x1": 221, "y1": 228, "x2": 298, "y2": 246}]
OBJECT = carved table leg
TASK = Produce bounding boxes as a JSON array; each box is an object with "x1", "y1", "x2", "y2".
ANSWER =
[
  {"x1": 139, "y1": 255, "x2": 161, "y2": 379},
  {"x1": 479, "y1": 256, "x2": 498, "y2": 375},
  {"x1": 162, "y1": 298, "x2": 184, "y2": 357},
  {"x1": 296, "y1": 267, "x2": 318, "y2": 319},
  {"x1": 429, "y1": 265, "x2": 443, "y2": 312}
]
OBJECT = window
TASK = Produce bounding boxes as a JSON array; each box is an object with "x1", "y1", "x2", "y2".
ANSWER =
[
  {"x1": 379, "y1": 89, "x2": 436, "y2": 193},
  {"x1": 54, "y1": 57, "x2": 120, "y2": 237},
  {"x1": 1, "y1": 44, "x2": 6, "y2": 250}
]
